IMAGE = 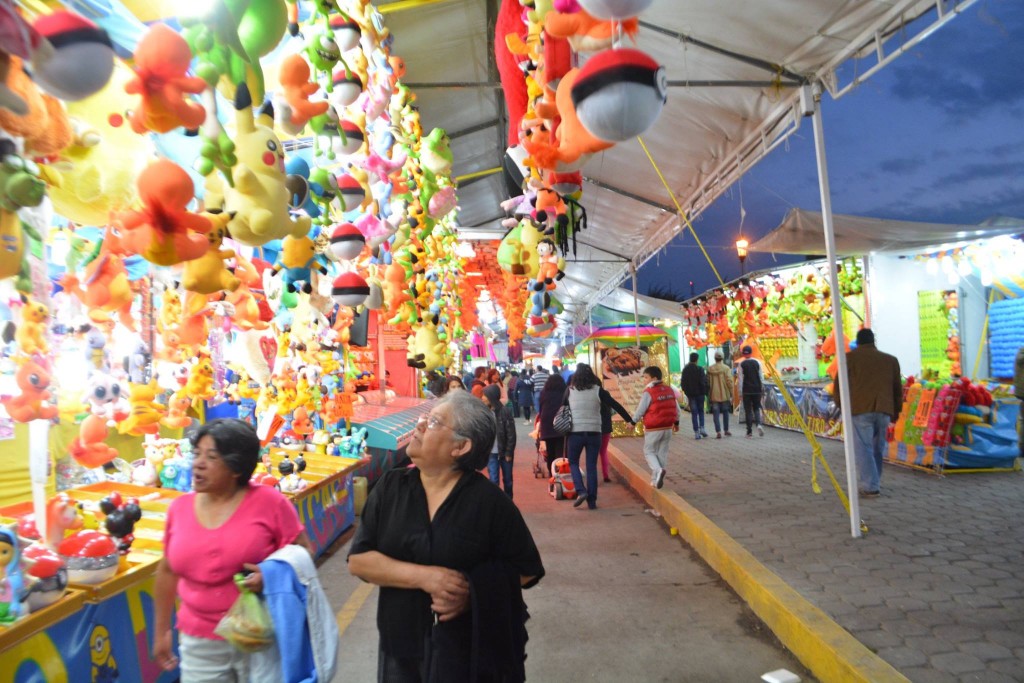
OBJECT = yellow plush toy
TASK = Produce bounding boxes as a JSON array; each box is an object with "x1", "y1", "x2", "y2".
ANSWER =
[
  {"x1": 118, "y1": 380, "x2": 166, "y2": 436},
  {"x1": 182, "y1": 213, "x2": 241, "y2": 295},
  {"x1": 205, "y1": 83, "x2": 311, "y2": 246},
  {"x1": 406, "y1": 317, "x2": 446, "y2": 373},
  {"x1": 15, "y1": 295, "x2": 50, "y2": 357}
]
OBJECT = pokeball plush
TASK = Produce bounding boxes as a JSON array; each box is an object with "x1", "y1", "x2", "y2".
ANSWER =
[
  {"x1": 57, "y1": 530, "x2": 119, "y2": 584},
  {"x1": 571, "y1": 48, "x2": 666, "y2": 142},
  {"x1": 22, "y1": 544, "x2": 68, "y2": 611},
  {"x1": 337, "y1": 118, "x2": 366, "y2": 156},
  {"x1": 329, "y1": 15, "x2": 361, "y2": 52},
  {"x1": 31, "y1": 11, "x2": 115, "y2": 101},
  {"x1": 331, "y1": 272, "x2": 370, "y2": 308},
  {"x1": 336, "y1": 173, "x2": 366, "y2": 211},
  {"x1": 329, "y1": 70, "x2": 363, "y2": 109},
  {"x1": 578, "y1": 0, "x2": 653, "y2": 19},
  {"x1": 329, "y1": 223, "x2": 366, "y2": 261}
]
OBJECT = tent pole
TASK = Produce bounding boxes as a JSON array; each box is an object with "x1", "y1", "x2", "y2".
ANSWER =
[
  {"x1": 809, "y1": 84, "x2": 862, "y2": 539},
  {"x1": 631, "y1": 262, "x2": 641, "y2": 349}
]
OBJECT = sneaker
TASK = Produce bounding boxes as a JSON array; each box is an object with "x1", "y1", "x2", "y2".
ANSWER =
[
  {"x1": 725, "y1": 431, "x2": 732, "y2": 437},
  {"x1": 694, "y1": 433, "x2": 702, "y2": 440},
  {"x1": 700, "y1": 429, "x2": 709, "y2": 437},
  {"x1": 746, "y1": 433, "x2": 753, "y2": 438},
  {"x1": 573, "y1": 492, "x2": 588, "y2": 507},
  {"x1": 758, "y1": 426, "x2": 765, "y2": 437},
  {"x1": 859, "y1": 490, "x2": 880, "y2": 498},
  {"x1": 655, "y1": 469, "x2": 666, "y2": 489},
  {"x1": 716, "y1": 433, "x2": 722, "y2": 439}
]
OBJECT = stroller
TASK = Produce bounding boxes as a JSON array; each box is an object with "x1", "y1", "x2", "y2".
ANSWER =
[{"x1": 548, "y1": 456, "x2": 580, "y2": 501}]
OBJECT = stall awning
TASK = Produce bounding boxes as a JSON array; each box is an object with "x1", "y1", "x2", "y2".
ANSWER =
[{"x1": 749, "y1": 209, "x2": 1024, "y2": 257}]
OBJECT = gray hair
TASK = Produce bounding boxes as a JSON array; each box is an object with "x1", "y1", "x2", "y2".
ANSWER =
[{"x1": 440, "y1": 390, "x2": 495, "y2": 472}]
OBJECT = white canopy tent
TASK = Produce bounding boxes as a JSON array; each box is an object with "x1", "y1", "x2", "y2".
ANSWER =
[{"x1": 381, "y1": 0, "x2": 981, "y2": 536}]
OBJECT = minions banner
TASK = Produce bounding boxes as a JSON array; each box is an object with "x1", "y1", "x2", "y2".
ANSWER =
[
  {"x1": 293, "y1": 473, "x2": 355, "y2": 558},
  {"x1": 0, "y1": 577, "x2": 178, "y2": 683}
]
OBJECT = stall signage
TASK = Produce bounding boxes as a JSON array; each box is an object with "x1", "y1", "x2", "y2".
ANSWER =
[
  {"x1": 0, "y1": 579, "x2": 177, "y2": 683},
  {"x1": 293, "y1": 474, "x2": 355, "y2": 557},
  {"x1": 761, "y1": 383, "x2": 843, "y2": 439}
]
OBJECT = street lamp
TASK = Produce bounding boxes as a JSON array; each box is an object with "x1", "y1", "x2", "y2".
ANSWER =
[{"x1": 735, "y1": 238, "x2": 749, "y2": 276}]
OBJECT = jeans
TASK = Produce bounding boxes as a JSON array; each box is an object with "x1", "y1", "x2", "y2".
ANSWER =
[
  {"x1": 851, "y1": 412, "x2": 889, "y2": 493},
  {"x1": 642, "y1": 429, "x2": 672, "y2": 476},
  {"x1": 567, "y1": 431, "x2": 601, "y2": 508},
  {"x1": 742, "y1": 394, "x2": 762, "y2": 433},
  {"x1": 179, "y1": 633, "x2": 249, "y2": 683},
  {"x1": 533, "y1": 390, "x2": 543, "y2": 414},
  {"x1": 686, "y1": 394, "x2": 705, "y2": 433},
  {"x1": 487, "y1": 452, "x2": 513, "y2": 498},
  {"x1": 711, "y1": 401, "x2": 730, "y2": 434}
]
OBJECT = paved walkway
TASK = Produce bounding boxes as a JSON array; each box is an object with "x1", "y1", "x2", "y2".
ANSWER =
[
  {"x1": 609, "y1": 424, "x2": 1024, "y2": 683},
  {"x1": 320, "y1": 418, "x2": 816, "y2": 682}
]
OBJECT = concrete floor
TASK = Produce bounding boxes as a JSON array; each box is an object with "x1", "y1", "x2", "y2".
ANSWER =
[{"x1": 318, "y1": 420, "x2": 815, "y2": 682}]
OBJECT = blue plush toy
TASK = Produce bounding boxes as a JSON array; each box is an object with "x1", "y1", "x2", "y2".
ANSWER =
[{"x1": 0, "y1": 524, "x2": 27, "y2": 623}]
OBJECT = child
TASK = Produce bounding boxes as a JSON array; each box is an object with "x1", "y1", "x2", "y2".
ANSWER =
[
  {"x1": 632, "y1": 366, "x2": 680, "y2": 489},
  {"x1": 483, "y1": 384, "x2": 516, "y2": 498}
]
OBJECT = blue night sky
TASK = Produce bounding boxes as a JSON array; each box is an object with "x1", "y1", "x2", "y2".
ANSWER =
[{"x1": 637, "y1": 0, "x2": 1024, "y2": 300}]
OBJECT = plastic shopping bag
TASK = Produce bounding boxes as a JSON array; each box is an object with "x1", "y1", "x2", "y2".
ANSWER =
[{"x1": 214, "y1": 574, "x2": 274, "y2": 653}]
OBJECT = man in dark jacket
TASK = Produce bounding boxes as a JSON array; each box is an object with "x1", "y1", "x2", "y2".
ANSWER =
[
  {"x1": 483, "y1": 384, "x2": 517, "y2": 498},
  {"x1": 737, "y1": 346, "x2": 765, "y2": 438},
  {"x1": 516, "y1": 370, "x2": 534, "y2": 424},
  {"x1": 835, "y1": 329, "x2": 902, "y2": 497},
  {"x1": 680, "y1": 352, "x2": 709, "y2": 439}
]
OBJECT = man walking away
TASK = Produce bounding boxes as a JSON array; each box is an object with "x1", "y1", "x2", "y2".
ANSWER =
[
  {"x1": 517, "y1": 369, "x2": 534, "y2": 423},
  {"x1": 632, "y1": 366, "x2": 680, "y2": 489},
  {"x1": 508, "y1": 371, "x2": 520, "y2": 418},
  {"x1": 736, "y1": 346, "x2": 765, "y2": 438},
  {"x1": 680, "y1": 352, "x2": 709, "y2": 439},
  {"x1": 707, "y1": 352, "x2": 734, "y2": 438},
  {"x1": 835, "y1": 329, "x2": 902, "y2": 497},
  {"x1": 531, "y1": 365, "x2": 550, "y2": 414}
]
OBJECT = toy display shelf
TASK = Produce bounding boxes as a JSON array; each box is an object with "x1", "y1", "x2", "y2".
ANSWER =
[
  {"x1": 265, "y1": 450, "x2": 366, "y2": 492},
  {"x1": 0, "y1": 587, "x2": 89, "y2": 652},
  {"x1": 352, "y1": 396, "x2": 434, "y2": 451}
]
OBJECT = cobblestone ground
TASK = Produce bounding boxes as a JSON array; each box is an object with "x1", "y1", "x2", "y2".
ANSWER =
[{"x1": 610, "y1": 425, "x2": 1024, "y2": 683}]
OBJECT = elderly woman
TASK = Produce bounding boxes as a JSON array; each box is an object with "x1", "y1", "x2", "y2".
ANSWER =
[
  {"x1": 349, "y1": 391, "x2": 545, "y2": 682},
  {"x1": 153, "y1": 419, "x2": 311, "y2": 681}
]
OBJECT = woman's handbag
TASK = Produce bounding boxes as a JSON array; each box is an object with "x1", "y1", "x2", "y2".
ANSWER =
[{"x1": 553, "y1": 404, "x2": 573, "y2": 434}]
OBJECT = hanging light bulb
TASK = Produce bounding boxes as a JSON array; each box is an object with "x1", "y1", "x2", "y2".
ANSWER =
[
  {"x1": 980, "y1": 269, "x2": 994, "y2": 287},
  {"x1": 956, "y1": 256, "x2": 971, "y2": 277},
  {"x1": 925, "y1": 258, "x2": 939, "y2": 276},
  {"x1": 940, "y1": 255, "x2": 954, "y2": 274}
]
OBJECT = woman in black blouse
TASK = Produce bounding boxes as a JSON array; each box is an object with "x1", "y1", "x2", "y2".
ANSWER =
[
  {"x1": 348, "y1": 391, "x2": 545, "y2": 682},
  {"x1": 535, "y1": 373, "x2": 568, "y2": 475}
]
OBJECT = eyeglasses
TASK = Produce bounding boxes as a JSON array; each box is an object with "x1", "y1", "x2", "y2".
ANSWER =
[{"x1": 418, "y1": 414, "x2": 454, "y2": 431}]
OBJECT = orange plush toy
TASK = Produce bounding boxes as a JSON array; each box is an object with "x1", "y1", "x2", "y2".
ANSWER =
[
  {"x1": 275, "y1": 53, "x2": 329, "y2": 135},
  {"x1": 125, "y1": 24, "x2": 206, "y2": 134},
  {"x1": 544, "y1": 8, "x2": 638, "y2": 53},
  {"x1": 69, "y1": 414, "x2": 119, "y2": 468},
  {"x1": 1, "y1": 358, "x2": 58, "y2": 422},
  {"x1": 115, "y1": 159, "x2": 211, "y2": 266},
  {"x1": 61, "y1": 226, "x2": 136, "y2": 331}
]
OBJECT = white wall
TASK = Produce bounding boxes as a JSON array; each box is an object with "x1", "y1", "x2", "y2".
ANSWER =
[{"x1": 867, "y1": 253, "x2": 985, "y2": 377}]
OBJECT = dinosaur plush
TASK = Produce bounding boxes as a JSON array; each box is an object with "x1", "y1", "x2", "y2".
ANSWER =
[
  {"x1": 61, "y1": 225, "x2": 136, "y2": 331},
  {"x1": 0, "y1": 55, "x2": 73, "y2": 158},
  {"x1": 0, "y1": 150, "x2": 48, "y2": 281},
  {"x1": 1, "y1": 358, "x2": 58, "y2": 423},
  {"x1": 275, "y1": 53, "x2": 330, "y2": 135},
  {"x1": 205, "y1": 84, "x2": 311, "y2": 246},
  {"x1": 126, "y1": 24, "x2": 207, "y2": 134},
  {"x1": 543, "y1": 7, "x2": 638, "y2": 52},
  {"x1": 116, "y1": 159, "x2": 212, "y2": 266},
  {"x1": 69, "y1": 414, "x2": 118, "y2": 468}
]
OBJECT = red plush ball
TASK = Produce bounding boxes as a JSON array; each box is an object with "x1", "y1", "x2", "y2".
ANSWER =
[
  {"x1": 332, "y1": 272, "x2": 370, "y2": 308},
  {"x1": 329, "y1": 223, "x2": 366, "y2": 261},
  {"x1": 571, "y1": 48, "x2": 666, "y2": 142},
  {"x1": 32, "y1": 11, "x2": 115, "y2": 101}
]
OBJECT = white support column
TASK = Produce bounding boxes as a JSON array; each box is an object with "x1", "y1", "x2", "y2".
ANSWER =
[
  {"x1": 631, "y1": 262, "x2": 641, "y2": 349},
  {"x1": 809, "y1": 84, "x2": 862, "y2": 539}
]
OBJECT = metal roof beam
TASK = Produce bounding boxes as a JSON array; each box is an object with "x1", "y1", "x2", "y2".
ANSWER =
[{"x1": 582, "y1": 176, "x2": 676, "y2": 214}]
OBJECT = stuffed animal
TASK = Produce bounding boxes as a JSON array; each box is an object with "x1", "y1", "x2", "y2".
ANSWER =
[
  {"x1": 125, "y1": 24, "x2": 207, "y2": 134},
  {"x1": 183, "y1": 356, "x2": 216, "y2": 402},
  {"x1": 0, "y1": 55, "x2": 73, "y2": 158},
  {"x1": 532, "y1": 238, "x2": 565, "y2": 291},
  {"x1": 161, "y1": 392, "x2": 193, "y2": 429},
  {"x1": 61, "y1": 225, "x2": 136, "y2": 331},
  {"x1": 117, "y1": 381, "x2": 165, "y2": 436},
  {"x1": 68, "y1": 414, "x2": 118, "y2": 468},
  {"x1": 543, "y1": 7, "x2": 638, "y2": 52},
  {"x1": 274, "y1": 231, "x2": 329, "y2": 294},
  {"x1": 181, "y1": 214, "x2": 240, "y2": 294},
  {"x1": 30, "y1": 10, "x2": 115, "y2": 102},
  {"x1": 224, "y1": 255, "x2": 269, "y2": 331},
  {"x1": 275, "y1": 53, "x2": 330, "y2": 135},
  {"x1": 82, "y1": 371, "x2": 129, "y2": 424},
  {"x1": 0, "y1": 150, "x2": 48, "y2": 281},
  {"x1": 14, "y1": 295, "x2": 49, "y2": 357},
  {"x1": 1, "y1": 358, "x2": 58, "y2": 423},
  {"x1": 204, "y1": 84, "x2": 312, "y2": 246},
  {"x1": 406, "y1": 318, "x2": 446, "y2": 372},
  {"x1": 116, "y1": 159, "x2": 212, "y2": 266}
]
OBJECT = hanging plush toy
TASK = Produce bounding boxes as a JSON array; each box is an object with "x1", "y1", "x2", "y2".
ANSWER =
[
  {"x1": 532, "y1": 238, "x2": 565, "y2": 291},
  {"x1": 181, "y1": 214, "x2": 241, "y2": 295},
  {"x1": 1, "y1": 358, "x2": 58, "y2": 423},
  {"x1": 205, "y1": 84, "x2": 312, "y2": 246},
  {"x1": 125, "y1": 24, "x2": 207, "y2": 134},
  {"x1": 31, "y1": 10, "x2": 115, "y2": 101},
  {"x1": 275, "y1": 53, "x2": 330, "y2": 135},
  {"x1": 14, "y1": 295, "x2": 49, "y2": 357},
  {"x1": 0, "y1": 150, "x2": 47, "y2": 281},
  {"x1": 273, "y1": 231, "x2": 329, "y2": 294},
  {"x1": 61, "y1": 226, "x2": 136, "y2": 331},
  {"x1": 117, "y1": 380, "x2": 166, "y2": 436},
  {"x1": 115, "y1": 159, "x2": 212, "y2": 266},
  {"x1": 571, "y1": 48, "x2": 666, "y2": 142}
]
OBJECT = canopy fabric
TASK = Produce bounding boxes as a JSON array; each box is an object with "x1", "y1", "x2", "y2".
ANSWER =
[
  {"x1": 749, "y1": 209, "x2": 1024, "y2": 257},
  {"x1": 578, "y1": 323, "x2": 669, "y2": 349},
  {"x1": 381, "y1": 0, "x2": 980, "y2": 330}
]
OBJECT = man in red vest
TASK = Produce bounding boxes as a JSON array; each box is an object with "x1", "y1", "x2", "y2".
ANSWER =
[{"x1": 631, "y1": 366, "x2": 680, "y2": 489}]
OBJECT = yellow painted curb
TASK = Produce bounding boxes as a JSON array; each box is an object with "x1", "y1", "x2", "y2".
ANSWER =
[{"x1": 607, "y1": 443, "x2": 909, "y2": 683}]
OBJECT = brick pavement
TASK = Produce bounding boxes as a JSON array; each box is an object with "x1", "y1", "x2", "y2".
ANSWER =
[{"x1": 608, "y1": 425, "x2": 1024, "y2": 683}]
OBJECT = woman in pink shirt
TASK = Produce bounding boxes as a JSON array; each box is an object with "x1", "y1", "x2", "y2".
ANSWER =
[{"x1": 153, "y1": 419, "x2": 311, "y2": 681}]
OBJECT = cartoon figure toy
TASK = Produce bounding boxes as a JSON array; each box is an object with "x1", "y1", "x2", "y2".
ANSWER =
[
  {"x1": 17, "y1": 493, "x2": 84, "y2": 550},
  {"x1": 533, "y1": 237, "x2": 565, "y2": 291},
  {"x1": 115, "y1": 159, "x2": 212, "y2": 266},
  {"x1": 162, "y1": 392, "x2": 193, "y2": 429},
  {"x1": 275, "y1": 53, "x2": 330, "y2": 135},
  {"x1": 69, "y1": 414, "x2": 120, "y2": 469},
  {"x1": 273, "y1": 231, "x2": 329, "y2": 294},
  {"x1": 0, "y1": 525, "x2": 27, "y2": 623},
  {"x1": 204, "y1": 83, "x2": 312, "y2": 246},
  {"x1": 181, "y1": 213, "x2": 240, "y2": 294},
  {"x1": 2, "y1": 357, "x2": 59, "y2": 423},
  {"x1": 277, "y1": 455, "x2": 307, "y2": 493},
  {"x1": 183, "y1": 356, "x2": 216, "y2": 402},
  {"x1": 125, "y1": 24, "x2": 207, "y2": 134},
  {"x1": 61, "y1": 225, "x2": 136, "y2": 331},
  {"x1": 15, "y1": 295, "x2": 50, "y2": 357},
  {"x1": 117, "y1": 380, "x2": 166, "y2": 436},
  {"x1": 83, "y1": 371, "x2": 129, "y2": 424},
  {"x1": 97, "y1": 493, "x2": 142, "y2": 555}
]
